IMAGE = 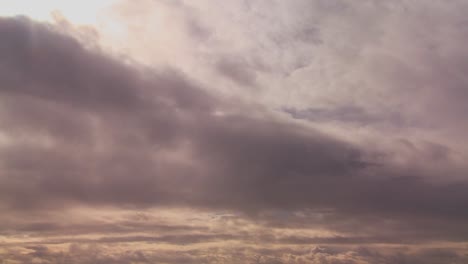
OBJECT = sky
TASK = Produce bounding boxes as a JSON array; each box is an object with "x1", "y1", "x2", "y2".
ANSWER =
[{"x1": 1, "y1": 0, "x2": 468, "y2": 263}]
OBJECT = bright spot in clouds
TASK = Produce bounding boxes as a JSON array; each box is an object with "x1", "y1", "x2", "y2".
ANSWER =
[{"x1": 0, "y1": 0, "x2": 115, "y2": 24}]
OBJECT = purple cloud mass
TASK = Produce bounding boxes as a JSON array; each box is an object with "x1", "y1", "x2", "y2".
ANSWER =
[{"x1": 1, "y1": 0, "x2": 468, "y2": 263}]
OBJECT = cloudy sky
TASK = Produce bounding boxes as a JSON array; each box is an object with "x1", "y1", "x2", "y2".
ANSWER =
[{"x1": 1, "y1": 0, "x2": 468, "y2": 263}]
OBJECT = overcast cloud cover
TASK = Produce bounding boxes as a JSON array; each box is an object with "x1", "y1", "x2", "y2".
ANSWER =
[{"x1": 1, "y1": 0, "x2": 468, "y2": 263}]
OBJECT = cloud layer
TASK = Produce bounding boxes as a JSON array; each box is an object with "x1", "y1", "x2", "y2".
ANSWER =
[{"x1": 1, "y1": 0, "x2": 468, "y2": 263}]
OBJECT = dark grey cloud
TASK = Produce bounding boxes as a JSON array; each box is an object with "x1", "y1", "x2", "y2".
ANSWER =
[
  {"x1": 216, "y1": 57, "x2": 257, "y2": 87},
  {"x1": 0, "y1": 17, "x2": 368, "y2": 213},
  {"x1": 1, "y1": 14, "x2": 468, "y2": 261}
]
